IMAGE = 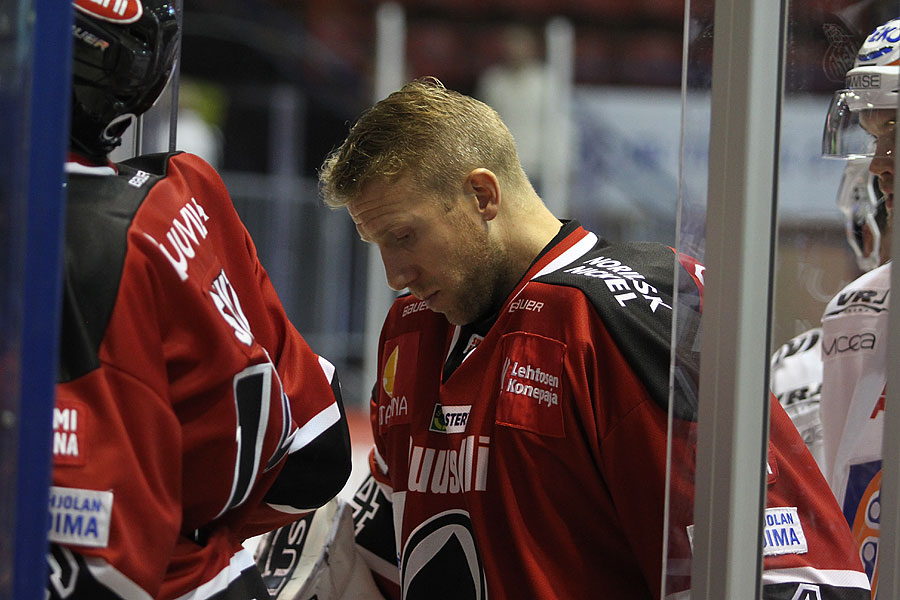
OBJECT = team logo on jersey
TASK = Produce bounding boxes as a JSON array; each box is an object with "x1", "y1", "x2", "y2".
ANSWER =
[
  {"x1": 74, "y1": 0, "x2": 143, "y2": 24},
  {"x1": 762, "y1": 507, "x2": 808, "y2": 556},
  {"x1": 400, "y1": 510, "x2": 487, "y2": 600},
  {"x1": 429, "y1": 404, "x2": 472, "y2": 434},
  {"x1": 497, "y1": 332, "x2": 565, "y2": 437},
  {"x1": 52, "y1": 399, "x2": 89, "y2": 466},
  {"x1": 47, "y1": 486, "x2": 113, "y2": 548},
  {"x1": 379, "y1": 334, "x2": 417, "y2": 430},
  {"x1": 846, "y1": 464, "x2": 881, "y2": 592}
]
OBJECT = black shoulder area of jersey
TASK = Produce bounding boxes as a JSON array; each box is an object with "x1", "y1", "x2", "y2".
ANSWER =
[
  {"x1": 534, "y1": 239, "x2": 702, "y2": 421},
  {"x1": 58, "y1": 153, "x2": 176, "y2": 382}
]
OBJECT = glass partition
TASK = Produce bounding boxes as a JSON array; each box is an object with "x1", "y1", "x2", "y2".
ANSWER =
[
  {"x1": 775, "y1": 0, "x2": 892, "y2": 596},
  {"x1": 668, "y1": 0, "x2": 893, "y2": 596}
]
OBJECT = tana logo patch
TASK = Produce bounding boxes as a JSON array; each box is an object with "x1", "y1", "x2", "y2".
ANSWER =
[{"x1": 378, "y1": 334, "x2": 418, "y2": 430}]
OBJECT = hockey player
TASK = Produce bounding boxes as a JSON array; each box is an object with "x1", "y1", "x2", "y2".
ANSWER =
[
  {"x1": 46, "y1": 1, "x2": 352, "y2": 598},
  {"x1": 318, "y1": 77, "x2": 870, "y2": 599},
  {"x1": 769, "y1": 157, "x2": 889, "y2": 475},
  {"x1": 820, "y1": 16, "x2": 900, "y2": 597}
]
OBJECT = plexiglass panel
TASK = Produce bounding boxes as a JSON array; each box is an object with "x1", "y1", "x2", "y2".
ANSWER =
[
  {"x1": 662, "y1": 0, "x2": 713, "y2": 595},
  {"x1": 775, "y1": 1, "x2": 893, "y2": 596},
  {"x1": 669, "y1": 0, "x2": 893, "y2": 596}
]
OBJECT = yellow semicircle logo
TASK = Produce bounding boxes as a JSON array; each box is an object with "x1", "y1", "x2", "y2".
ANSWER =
[{"x1": 383, "y1": 345, "x2": 399, "y2": 396}]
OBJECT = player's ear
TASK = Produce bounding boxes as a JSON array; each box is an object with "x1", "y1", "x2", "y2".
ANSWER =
[{"x1": 464, "y1": 168, "x2": 500, "y2": 222}]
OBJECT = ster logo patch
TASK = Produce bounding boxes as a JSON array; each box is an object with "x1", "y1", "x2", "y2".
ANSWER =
[{"x1": 74, "y1": 0, "x2": 143, "y2": 24}]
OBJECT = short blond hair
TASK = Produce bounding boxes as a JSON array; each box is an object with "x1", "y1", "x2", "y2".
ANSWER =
[{"x1": 319, "y1": 77, "x2": 526, "y2": 207}]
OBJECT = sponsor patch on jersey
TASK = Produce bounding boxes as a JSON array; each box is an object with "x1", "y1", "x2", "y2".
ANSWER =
[
  {"x1": 378, "y1": 333, "x2": 418, "y2": 431},
  {"x1": 53, "y1": 399, "x2": 89, "y2": 466},
  {"x1": 821, "y1": 329, "x2": 879, "y2": 360},
  {"x1": 496, "y1": 332, "x2": 565, "y2": 437},
  {"x1": 687, "y1": 507, "x2": 807, "y2": 558},
  {"x1": 562, "y1": 255, "x2": 673, "y2": 313},
  {"x1": 48, "y1": 486, "x2": 113, "y2": 548},
  {"x1": 762, "y1": 507, "x2": 808, "y2": 556},
  {"x1": 429, "y1": 404, "x2": 472, "y2": 434},
  {"x1": 74, "y1": 0, "x2": 143, "y2": 24}
]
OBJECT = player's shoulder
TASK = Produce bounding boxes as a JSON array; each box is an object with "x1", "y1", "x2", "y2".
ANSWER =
[
  {"x1": 532, "y1": 238, "x2": 685, "y2": 312},
  {"x1": 770, "y1": 327, "x2": 823, "y2": 369},
  {"x1": 385, "y1": 293, "x2": 447, "y2": 331},
  {"x1": 824, "y1": 261, "x2": 891, "y2": 318}
]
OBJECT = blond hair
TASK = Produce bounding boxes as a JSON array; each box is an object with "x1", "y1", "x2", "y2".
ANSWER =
[{"x1": 319, "y1": 77, "x2": 526, "y2": 207}]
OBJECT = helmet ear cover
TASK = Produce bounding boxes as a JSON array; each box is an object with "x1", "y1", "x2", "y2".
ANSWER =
[
  {"x1": 70, "y1": 0, "x2": 179, "y2": 159},
  {"x1": 836, "y1": 158, "x2": 885, "y2": 272}
]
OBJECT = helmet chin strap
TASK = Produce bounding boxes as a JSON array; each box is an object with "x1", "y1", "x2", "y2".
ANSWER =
[{"x1": 101, "y1": 113, "x2": 136, "y2": 146}]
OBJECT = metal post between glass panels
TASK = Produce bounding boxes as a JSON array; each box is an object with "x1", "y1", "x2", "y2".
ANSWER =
[{"x1": 689, "y1": 0, "x2": 785, "y2": 597}]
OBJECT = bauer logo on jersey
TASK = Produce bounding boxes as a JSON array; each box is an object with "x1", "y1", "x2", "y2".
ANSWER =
[
  {"x1": 48, "y1": 486, "x2": 113, "y2": 548},
  {"x1": 762, "y1": 507, "x2": 808, "y2": 556},
  {"x1": 53, "y1": 398, "x2": 89, "y2": 466},
  {"x1": 379, "y1": 333, "x2": 418, "y2": 431},
  {"x1": 74, "y1": 0, "x2": 143, "y2": 24},
  {"x1": 562, "y1": 256, "x2": 672, "y2": 313},
  {"x1": 497, "y1": 332, "x2": 565, "y2": 437},
  {"x1": 429, "y1": 404, "x2": 472, "y2": 434}
]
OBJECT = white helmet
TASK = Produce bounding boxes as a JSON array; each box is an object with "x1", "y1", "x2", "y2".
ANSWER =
[
  {"x1": 822, "y1": 18, "x2": 900, "y2": 159},
  {"x1": 836, "y1": 157, "x2": 886, "y2": 271}
]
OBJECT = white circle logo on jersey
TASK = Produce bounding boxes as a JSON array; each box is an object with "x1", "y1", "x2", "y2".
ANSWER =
[{"x1": 401, "y1": 510, "x2": 486, "y2": 599}]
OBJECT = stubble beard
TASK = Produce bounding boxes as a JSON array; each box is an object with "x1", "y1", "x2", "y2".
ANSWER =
[{"x1": 442, "y1": 236, "x2": 514, "y2": 326}]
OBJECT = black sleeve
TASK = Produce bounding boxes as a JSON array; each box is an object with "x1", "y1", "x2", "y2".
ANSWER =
[{"x1": 264, "y1": 369, "x2": 352, "y2": 510}]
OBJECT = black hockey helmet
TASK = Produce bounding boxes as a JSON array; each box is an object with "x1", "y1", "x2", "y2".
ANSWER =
[{"x1": 70, "y1": 0, "x2": 180, "y2": 161}]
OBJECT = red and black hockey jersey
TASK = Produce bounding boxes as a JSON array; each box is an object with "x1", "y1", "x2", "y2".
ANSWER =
[
  {"x1": 351, "y1": 221, "x2": 869, "y2": 599},
  {"x1": 48, "y1": 152, "x2": 351, "y2": 600}
]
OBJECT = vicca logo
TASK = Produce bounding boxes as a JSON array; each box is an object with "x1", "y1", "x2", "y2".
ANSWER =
[
  {"x1": 821, "y1": 332, "x2": 877, "y2": 357},
  {"x1": 75, "y1": 0, "x2": 143, "y2": 24}
]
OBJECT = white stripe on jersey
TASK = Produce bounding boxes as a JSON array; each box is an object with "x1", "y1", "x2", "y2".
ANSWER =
[
  {"x1": 288, "y1": 402, "x2": 342, "y2": 453},
  {"x1": 762, "y1": 566, "x2": 871, "y2": 590},
  {"x1": 171, "y1": 548, "x2": 256, "y2": 600}
]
